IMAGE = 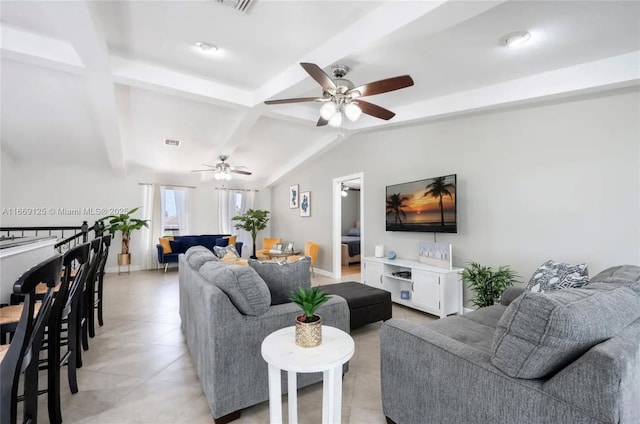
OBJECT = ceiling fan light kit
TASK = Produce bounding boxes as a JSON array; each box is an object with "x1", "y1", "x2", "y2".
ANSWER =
[
  {"x1": 264, "y1": 62, "x2": 414, "y2": 127},
  {"x1": 190, "y1": 155, "x2": 252, "y2": 180},
  {"x1": 503, "y1": 31, "x2": 531, "y2": 48}
]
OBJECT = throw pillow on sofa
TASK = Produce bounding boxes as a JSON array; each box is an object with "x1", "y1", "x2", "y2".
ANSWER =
[
  {"x1": 491, "y1": 285, "x2": 640, "y2": 379},
  {"x1": 199, "y1": 261, "x2": 271, "y2": 316},
  {"x1": 525, "y1": 260, "x2": 589, "y2": 293},
  {"x1": 169, "y1": 239, "x2": 184, "y2": 254},
  {"x1": 248, "y1": 257, "x2": 311, "y2": 305},
  {"x1": 159, "y1": 237, "x2": 173, "y2": 253}
]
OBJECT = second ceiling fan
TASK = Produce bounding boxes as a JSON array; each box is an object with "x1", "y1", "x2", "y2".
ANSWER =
[{"x1": 264, "y1": 63, "x2": 414, "y2": 127}]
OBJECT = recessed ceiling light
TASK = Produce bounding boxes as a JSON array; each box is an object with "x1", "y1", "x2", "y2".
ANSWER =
[
  {"x1": 503, "y1": 31, "x2": 531, "y2": 48},
  {"x1": 194, "y1": 41, "x2": 219, "y2": 53}
]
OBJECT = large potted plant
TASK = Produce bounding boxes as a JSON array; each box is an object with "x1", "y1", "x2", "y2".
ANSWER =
[
  {"x1": 290, "y1": 287, "x2": 330, "y2": 348},
  {"x1": 461, "y1": 261, "x2": 519, "y2": 308},
  {"x1": 232, "y1": 209, "x2": 270, "y2": 259},
  {"x1": 98, "y1": 207, "x2": 149, "y2": 266}
]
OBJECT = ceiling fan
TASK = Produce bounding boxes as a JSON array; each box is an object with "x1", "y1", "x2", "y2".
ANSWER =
[
  {"x1": 191, "y1": 155, "x2": 252, "y2": 180},
  {"x1": 264, "y1": 63, "x2": 414, "y2": 127}
]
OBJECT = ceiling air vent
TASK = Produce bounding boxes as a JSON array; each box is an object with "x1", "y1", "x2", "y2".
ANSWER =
[
  {"x1": 216, "y1": 0, "x2": 256, "y2": 14},
  {"x1": 164, "y1": 139, "x2": 181, "y2": 147}
]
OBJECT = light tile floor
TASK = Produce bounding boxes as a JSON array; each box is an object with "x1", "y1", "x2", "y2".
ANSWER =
[{"x1": 32, "y1": 269, "x2": 434, "y2": 423}]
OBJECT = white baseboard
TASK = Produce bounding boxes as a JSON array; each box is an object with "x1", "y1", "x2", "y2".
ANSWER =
[
  {"x1": 463, "y1": 307, "x2": 475, "y2": 315},
  {"x1": 105, "y1": 265, "x2": 142, "y2": 274},
  {"x1": 313, "y1": 268, "x2": 333, "y2": 278}
]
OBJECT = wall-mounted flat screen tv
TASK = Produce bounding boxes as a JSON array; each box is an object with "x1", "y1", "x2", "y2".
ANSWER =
[{"x1": 386, "y1": 174, "x2": 457, "y2": 233}]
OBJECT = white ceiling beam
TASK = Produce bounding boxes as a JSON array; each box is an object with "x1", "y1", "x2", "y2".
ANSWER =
[
  {"x1": 350, "y1": 50, "x2": 640, "y2": 131},
  {"x1": 0, "y1": 25, "x2": 84, "y2": 73},
  {"x1": 110, "y1": 56, "x2": 254, "y2": 108},
  {"x1": 44, "y1": 1, "x2": 126, "y2": 175},
  {"x1": 263, "y1": 132, "x2": 352, "y2": 188},
  {"x1": 254, "y1": 0, "x2": 506, "y2": 105}
]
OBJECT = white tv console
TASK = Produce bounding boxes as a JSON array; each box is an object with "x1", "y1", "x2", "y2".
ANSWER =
[{"x1": 363, "y1": 256, "x2": 463, "y2": 318}]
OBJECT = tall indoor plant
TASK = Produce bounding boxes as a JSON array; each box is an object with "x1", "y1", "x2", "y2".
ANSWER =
[
  {"x1": 98, "y1": 207, "x2": 149, "y2": 266},
  {"x1": 461, "y1": 261, "x2": 519, "y2": 308},
  {"x1": 232, "y1": 209, "x2": 270, "y2": 259},
  {"x1": 290, "y1": 287, "x2": 330, "y2": 348}
]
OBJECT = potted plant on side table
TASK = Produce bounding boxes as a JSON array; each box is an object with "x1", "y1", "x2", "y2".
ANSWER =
[
  {"x1": 232, "y1": 209, "x2": 270, "y2": 259},
  {"x1": 461, "y1": 261, "x2": 519, "y2": 308},
  {"x1": 290, "y1": 287, "x2": 330, "y2": 348},
  {"x1": 98, "y1": 207, "x2": 149, "y2": 269}
]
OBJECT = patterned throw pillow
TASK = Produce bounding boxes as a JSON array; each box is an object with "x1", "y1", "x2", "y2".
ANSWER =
[
  {"x1": 213, "y1": 246, "x2": 227, "y2": 258},
  {"x1": 526, "y1": 260, "x2": 589, "y2": 293},
  {"x1": 225, "y1": 245, "x2": 240, "y2": 258}
]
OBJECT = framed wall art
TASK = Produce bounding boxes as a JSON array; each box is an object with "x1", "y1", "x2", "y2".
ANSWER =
[
  {"x1": 289, "y1": 184, "x2": 299, "y2": 208},
  {"x1": 299, "y1": 191, "x2": 311, "y2": 217}
]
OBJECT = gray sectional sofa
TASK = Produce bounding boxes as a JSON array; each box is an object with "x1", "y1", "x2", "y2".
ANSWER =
[
  {"x1": 381, "y1": 265, "x2": 640, "y2": 424},
  {"x1": 178, "y1": 247, "x2": 350, "y2": 423}
]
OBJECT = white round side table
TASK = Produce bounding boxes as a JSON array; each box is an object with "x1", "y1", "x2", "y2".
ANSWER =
[{"x1": 261, "y1": 326, "x2": 355, "y2": 424}]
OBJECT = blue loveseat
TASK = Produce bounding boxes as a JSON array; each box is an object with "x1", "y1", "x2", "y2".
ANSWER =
[{"x1": 156, "y1": 234, "x2": 243, "y2": 272}]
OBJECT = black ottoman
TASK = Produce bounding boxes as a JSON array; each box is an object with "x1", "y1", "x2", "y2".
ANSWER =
[{"x1": 321, "y1": 282, "x2": 392, "y2": 330}]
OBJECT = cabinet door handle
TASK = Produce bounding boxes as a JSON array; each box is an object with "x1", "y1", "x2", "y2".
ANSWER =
[
  {"x1": 379, "y1": 275, "x2": 383, "y2": 285},
  {"x1": 411, "y1": 282, "x2": 414, "y2": 292}
]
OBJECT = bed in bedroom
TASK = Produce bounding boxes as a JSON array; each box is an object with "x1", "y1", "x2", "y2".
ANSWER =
[{"x1": 341, "y1": 227, "x2": 361, "y2": 266}]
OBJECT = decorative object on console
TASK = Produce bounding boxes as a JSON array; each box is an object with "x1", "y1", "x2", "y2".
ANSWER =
[
  {"x1": 375, "y1": 245, "x2": 384, "y2": 258},
  {"x1": 525, "y1": 260, "x2": 589, "y2": 293},
  {"x1": 290, "y1": 286, "x2": 331, "y2": 348},
  {"x1": 289, "y1": 184, "x2": 299, "y2": 208},
  {"x1": 418, "y1": 241, "x2": 452, "y2": 270},
  {"x1": 386, "y1": 250, "x2": 396, "y2": 260},
  {"x1": 98, "y1": 206, "x2": 149, "y2": 266},
  {"x1": 232, "y1": 209, "x2": 270, "y2": 259},
  {"x1": 386, "y1": 174, "x2": 457, "y2": 233},
  {"x1": 285, "y1": 242, "x2": 294, "y2": 253},
  {"x1": 400, "y1": 290, "x2": 410, "y2": 300},
  {"x1": 300, "y1": 191, "x2": 311, "y2": 217},
  {"x1": 461, "y1": 262, "x2": 520, "y2": 308}
]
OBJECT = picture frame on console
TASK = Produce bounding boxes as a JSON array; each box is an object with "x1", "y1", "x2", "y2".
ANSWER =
[
  {"x1": 289, "y1": 184, "x2": 299, "y2": 208},
  {"x1": 300, "y1": 191, "x2": 311, "y2": 217}
]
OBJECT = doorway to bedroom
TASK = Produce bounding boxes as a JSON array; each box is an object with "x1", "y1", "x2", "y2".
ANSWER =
[{"x1": 332, "y1": 173, "x2": 364, "y2": 280}]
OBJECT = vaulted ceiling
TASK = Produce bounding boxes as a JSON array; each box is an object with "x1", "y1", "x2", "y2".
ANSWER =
[{"x1": 2, "y1": 1, "x2": 639, "y2": 186}]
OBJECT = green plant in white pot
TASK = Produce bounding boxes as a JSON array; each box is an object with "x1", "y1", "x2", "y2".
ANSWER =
[
  {"x1": 290, "y1": 287, "x2": 330, "y2": 348},
  {"x1": 461, "y1": 262, "x2": 519, "y2": 308}
]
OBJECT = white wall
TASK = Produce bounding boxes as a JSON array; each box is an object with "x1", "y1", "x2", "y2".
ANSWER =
[
  {"x1": 270, "y1": 89, "x2": 640, "y2": 305},
  {"x1": 0, "y1": 160, "x2": 267, "y2": 271}
]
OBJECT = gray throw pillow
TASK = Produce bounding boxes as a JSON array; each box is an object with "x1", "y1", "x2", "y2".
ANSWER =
[
  {"x1": 185, "y1": 246, "x2": 218, "y2": 269},
  {"x1": 199, "y1": 261, "x2": 271, "y2": 316},
  {"x1": 491, "y1": 285, "x2": 640, "y2": 379},
  {"x1": 248, "y1": 257, "x2": 311, "y2": 305},
  {"x1": 525, "y1": 260, "x2": 589, "y2": 293}
]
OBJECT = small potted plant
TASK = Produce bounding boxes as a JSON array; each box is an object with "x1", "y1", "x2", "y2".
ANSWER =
[
  {"x1": 232, "y1": 209, "x2": 270, "y2": 259},
  {"x1": 461, "y1": 261, "x2": 519, "y2": 308},
  {"x1": 98, "y1": 207, "x2": 149, "y2": 266},
  {"x1": 290, "y1": 286, "x2": 330, "y2": 348}
]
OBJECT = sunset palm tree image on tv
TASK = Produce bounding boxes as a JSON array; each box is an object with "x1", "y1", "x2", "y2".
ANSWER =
[{"x1": 386, "y1": 174, "x2": 457, "y2": 233}]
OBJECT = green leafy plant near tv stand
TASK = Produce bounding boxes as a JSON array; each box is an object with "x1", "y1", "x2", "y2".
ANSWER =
[{"x1": 461, "y1": 262, "x2": 519, "y2": 308}]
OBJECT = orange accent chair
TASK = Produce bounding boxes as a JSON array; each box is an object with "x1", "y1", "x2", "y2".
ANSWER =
[
  {"x1": 255, "y1": 238, "x2": 282, "y2": 260},
  {"x1": 288, "y1": 242, "x2": 319, "y2": 277}
]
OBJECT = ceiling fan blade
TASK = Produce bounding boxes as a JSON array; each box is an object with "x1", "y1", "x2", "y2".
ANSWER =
[
  {"x1": 230, "y1": 169, "x2": 252, "y2": 176},
  {"x1": 357, "y1": 100, "x2": 396, "y2": 120},
  {"x1": 317, "y1": 117, "x2": 328, "y2": 127},
  {"x1": 300, "y1": 63, "x2": 336, "y2": 90},
  {"x1": 190, "y1": 169, "x2": 214, "y2": 172},
  {"x1": 348, "y1": 75, "x2": 414, "y2": 98},
  {"x1": 264, "y1": 97, "x2": 320, "y2": 105},
  {"x1": 201, "y1": 164, "x2": 217, "y2": 168}
]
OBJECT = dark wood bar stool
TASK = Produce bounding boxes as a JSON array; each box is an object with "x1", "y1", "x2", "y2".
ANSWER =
[
  {"x1": 0, "y1": 254, "x2": 62, "y2": 424},
  {"x1": 81, "y1": 238, "x2": 102, "y2": 351},
  {"x1": 92, "y1": 234, "x2": 111, "y2": 334}
]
